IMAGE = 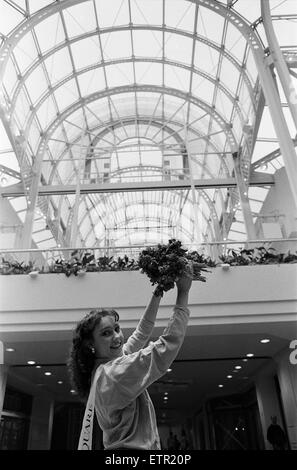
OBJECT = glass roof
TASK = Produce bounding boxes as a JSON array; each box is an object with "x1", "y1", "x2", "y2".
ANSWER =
[{"x1": 0, "y1": 0, "x2": 296, "y2": 252}]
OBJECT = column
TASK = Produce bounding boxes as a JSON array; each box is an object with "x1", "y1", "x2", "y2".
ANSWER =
[
  {"x1": 27, "y1": 394, "x2": 54, "y2": 450},
  {"x1": 0, "y1": 365, "x2": 9, "y2": 419},
  {"x1": 233, "y1": 153, "x2": 257, "y2": 240},
  {"x1": 255, "y1": 371, "x2": 283, "y2": 450},
  {"x1": 261, "y1": 1, "x2": 297, "y2": 132},
  {"x1": 274, "y1": 348, "x2": 297, "y2": 450}
]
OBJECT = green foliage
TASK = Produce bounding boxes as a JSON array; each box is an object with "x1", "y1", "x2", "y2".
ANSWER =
[
  {"x1": 138, "y1": 239, "x2": 212, "y2": 296},
  {"x1": 0, "y1": 242, "x2": 296, "y2": 278}
]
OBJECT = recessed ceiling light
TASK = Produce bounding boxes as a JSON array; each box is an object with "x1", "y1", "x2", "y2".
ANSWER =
[
  {"x1": 27, "y1": 360, "x2": 36, "y2": 365},
  {"x1": 242, "y1": 359, "x2": 248, "y2": 362},
  {"x1": 44, "y1": 372, "x2": 51, "y2": 376},
  {"x1": 218, "y1": 384, "x2": 224, "y2": 388},
  {"x1": 36, "y1": 365, "x2": 41, "y2": 369},
  {"x1": 6, "y1": 348, "x2": 15, "y2": 352},
  {"x1": 235, "y1": 366, "x2": 242, "y2": 370},
  {"x1": 246, "y1": 353, "x2": 254, "y2": 357},
  {"x1": 58, "y1": 381, "x2": 63, "y2": 384},
  {"x1": 167, "y1": 368, "x2": 172, "y2": 372},
  {"x1": 260, "y1": 338, "x2": 270, "y2": 343},
  {"x1": 164, "y1": 392, "x2": 168, "y2": 396},
  {"x1": 227, "y1": 375, "x2": 233, "y2": 379},
  {"x1": 70, "y1": 389, "x2": 76, "y2": 394}
]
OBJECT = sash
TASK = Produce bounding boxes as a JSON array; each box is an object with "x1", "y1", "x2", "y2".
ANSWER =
[{"x1": 78, "y1": 366, "x2": 102, "y2": 450}]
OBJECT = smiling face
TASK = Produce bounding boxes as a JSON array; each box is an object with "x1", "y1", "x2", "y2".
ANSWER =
[{"x1": 92, "y1": 315, "x2": 124, "y2": 360}]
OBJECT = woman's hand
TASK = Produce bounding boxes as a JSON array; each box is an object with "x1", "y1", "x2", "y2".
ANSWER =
[{"x1": 176, "y1": 262, "x2": 193, "y2": 293}]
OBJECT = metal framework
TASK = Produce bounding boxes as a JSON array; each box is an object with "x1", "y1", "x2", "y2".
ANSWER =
[{"x1": 0, "y1": 0, "x2": 296, "y2": 253}]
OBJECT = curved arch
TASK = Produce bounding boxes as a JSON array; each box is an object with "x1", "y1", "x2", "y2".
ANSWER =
[
  {"x1": 34, "y1": 84, "x2": 238, "y2": 155},
  {"x1": 80, "y1": 199, "x2": 210, "y2": 242},
  {"x1": 48, "y1": 115, "x2": 231, "y2": 183},
  {"x1": 86, "y1": 216, "x2": 195, "y2": 246}
]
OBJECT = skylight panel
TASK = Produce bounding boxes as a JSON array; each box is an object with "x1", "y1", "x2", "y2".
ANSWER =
[
  {"x1": 165, "y1": 0, "x2": 195, "y2": 33},
  {"x1": 33, "y1": 13, "x2": 65, "y2": 53},
  {"x1": 219, "y1": 57, "x2": 240, "y2": 95},
  {"x1": 29, "y1": 1, "x2": 54, "y2": 14},
  {"x1": 133, "y1": 30, "x2": 162, "y2": 57},
  {"x1": 36, "y1": 95, "x2": 57, "y2": 130},
  {"x1": 197, "y1": 7, "x2": 225, "y2": 45},
  {"x1": 191, "y1": 75, "x2": 215, "y2": 105},
  {"x1": 2, "y1": 58, "x2": 18, "y2": 96},
  {"x1": 130, "y1": 0, "x2": 162, "y2": 26},
  {"x1": 77, "y1": 68, "x2": 106, "y2": 96},
  {"x1": 245, "y1": 51, "x2": 258, "y2": 84},
  {"x1": 194, "y1": 41, "x2": 220, "y2": 76},
  {"x1": 215, "y1": 89, "x2": 234, "y2": 122},
  {"x1": 13, "y1": 32, "x2": 38, "y2": 73},
  {"x1": 64, "y1": 2, "x2": 97, "y2": 38},
  {"x1": 164, "y1": 64, "x2": 190, "y2": 93},
  {"x1": 14, "y1": 89, "x2": 31, "y2": 128},
  {"x1": 27, "y1": 119, "x2": 41, "y2": 152},
  {"x1": 165, "y1": 32, "x2": 193, "y2": 64},
  {"x1": 135, "y1": 62, "x2": 162, "y2": 86},
  {"x1": 54, "y1": 79, "x2": 79, "y2": 113},
  {"x1": 25, "y1": 67, "x2": 48, "y2": 105},
  {"x1": 0, "y1": 2, "x2": 23, "y2": 35},
  {"x1": 70, "y1": 37, "x2": 101, "y2": 70},
  {"x1": 44, "y1": 48, "x2": 73, "y2": 85},
  {"x1": 95, "y1": 0, "x2": 130, "y2": 28},
  {"x1": 102, "y1": 30, "x2": 132, "y2": 60},
  {"x1": 224, "y1": 21, "x2": 247, "y2": 63}
]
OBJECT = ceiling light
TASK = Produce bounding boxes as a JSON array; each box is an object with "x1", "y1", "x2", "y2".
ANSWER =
[
  {"x1": 235, "y1": 366, "x2": 242, "y2": 370},
  {"x1": 246, "y1": 353, "x2": 254, "y2": 357},
  {"x1": 70, "y1": 390, "x2": 76, "y2": 394},
  {"x1": 218, "y1": 384, "x2": 224, "y2": 388},
  {"x1": 260, "y1": 338, "x2": 270, "y2": 343},
  {"x1": 164, "y1": 392, "x2": 168, "y2": 395},
  {"x1": 44, "y1": 372, "x2": 51, "y2": 376},
  {"x1": 36, "y1": 365, "x2": 41, "y2": 369},
  {"x1": 58, "y1": 381, "x2": 63, "y2": 384},
  {"x1": 167, "y1": 368, "x2": 172, "y2": 372},
  {"x1": 27, "y1": 360, "x2": 35, "y2": 365},
  {"x1": 227, "y1": 375, "x2": 233, "y2": 379},
  {"x1": 242, "y1": 359, "x2": 248, "y2": 362},
  {"x1": 6, "y1": 348, "x2": 15, "y2": 352}
]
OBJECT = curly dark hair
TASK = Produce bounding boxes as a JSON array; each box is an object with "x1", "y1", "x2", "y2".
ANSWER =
[{"x1": 68, "y1": 309, "x2": 119, "y2": 400}]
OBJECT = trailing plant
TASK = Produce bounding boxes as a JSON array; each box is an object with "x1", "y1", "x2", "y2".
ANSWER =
[{"x1": 1, "y1": 243, "x2": 297, "y2": 276}]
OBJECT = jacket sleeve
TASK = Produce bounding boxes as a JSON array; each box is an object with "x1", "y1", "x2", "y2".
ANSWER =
[
  {"x1": 123, "y1": 316, "x2": 154, "y2": 355},
  {"x1": 98, "y1": 305, "x2": 190, "y2": 408}
]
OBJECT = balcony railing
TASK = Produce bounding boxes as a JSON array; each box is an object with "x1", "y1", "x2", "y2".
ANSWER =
[{"x1": 1, "y1": 238, "x2": 297, "y2": 271}]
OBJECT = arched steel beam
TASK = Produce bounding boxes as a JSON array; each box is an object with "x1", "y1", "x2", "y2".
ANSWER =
[
  {"x1": 85, "y1": 216, "x2": 195, "y2": 246},
  {"x1": 11, "y1": 57, "x2": 248, "y2": 122},
  {"x1": 3, "y1": 18, "x2": 255, "y2": 110},
  {"x1": 78, "y1": 182, "x2": 220, "y2": 240},
  {"x1": 33, "y1": 85, "x2": 239, "y2": 154},
  {"x1": 81, "y1": 199, "x2": 209, "y2": 242},
  {"x1": 47, "y1": 116, "x2": 231, "y2": 184}
]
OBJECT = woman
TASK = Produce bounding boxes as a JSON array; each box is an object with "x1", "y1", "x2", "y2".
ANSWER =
[{"x1": 68, "y1": 269, "x2": 192, "y2": 450}]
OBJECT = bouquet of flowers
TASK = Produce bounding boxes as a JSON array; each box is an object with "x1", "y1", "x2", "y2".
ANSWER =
[{"x1": 138, "y1": 239, "x2": 211, "y2": 296}]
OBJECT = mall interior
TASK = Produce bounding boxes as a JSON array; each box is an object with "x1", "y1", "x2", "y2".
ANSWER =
[{"x1": 0, "y1": 0, "x2": 297, "y2": 451}]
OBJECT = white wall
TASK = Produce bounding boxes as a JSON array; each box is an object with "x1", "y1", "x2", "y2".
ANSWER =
[
  {"x1": 255, "y1": 168, "x2": 297, "y2": 252},
  {"x1": 0, "y1": 265, "x2": 296, "y2": 338}
]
